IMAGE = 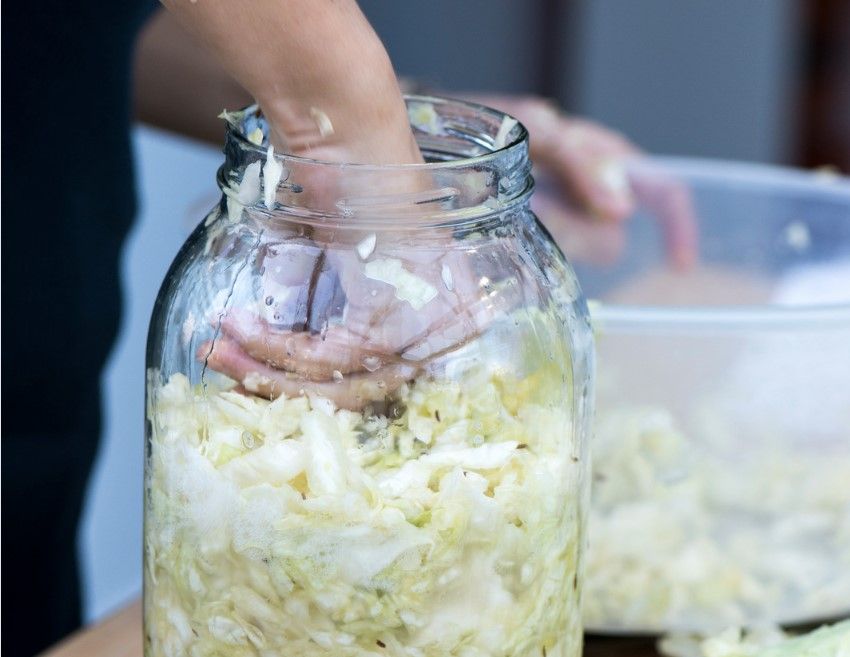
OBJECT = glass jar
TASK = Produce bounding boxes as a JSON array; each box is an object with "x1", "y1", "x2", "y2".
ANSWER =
[{"x1": 144, "y1": 96, "x2": 593, "y2": 657}]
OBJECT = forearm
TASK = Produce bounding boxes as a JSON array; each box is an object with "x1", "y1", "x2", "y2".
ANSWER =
[
  {"x1": 160, "y1": 0, "x2": 419, "y2": 164},
  {"x1": 134, "y1": 9, "x2": 252, "y2": 144}
]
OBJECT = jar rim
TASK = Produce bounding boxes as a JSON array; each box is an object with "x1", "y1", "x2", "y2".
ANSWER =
[
  {"x1": 219, "y1": 95, "x2": 534, "y2": 226},
  {"x1": 221, "y1": 95, "x2": 529, "y2": 171}
]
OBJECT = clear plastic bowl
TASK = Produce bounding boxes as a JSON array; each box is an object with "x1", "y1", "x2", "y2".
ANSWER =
[{"x1": 575, "y1": 157, "x2": 850, "y2": 633}]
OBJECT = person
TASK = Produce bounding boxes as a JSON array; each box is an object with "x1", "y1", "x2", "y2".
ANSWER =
[{"x1": 1, "y1": 2, "x2": 677, "y2": 655}]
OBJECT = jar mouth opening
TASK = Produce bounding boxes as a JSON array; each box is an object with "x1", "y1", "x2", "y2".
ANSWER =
[
  {"x1": 222, "y1": 95, "x2": 529, "y2": 171},
  {"x1": 219, "y1": 95, "x2": 533, "y2": 226}
]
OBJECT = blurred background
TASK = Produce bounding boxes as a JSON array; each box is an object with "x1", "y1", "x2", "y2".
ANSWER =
[{"x1": 80, "y1": 0, "x2": 850, "y2": 622}]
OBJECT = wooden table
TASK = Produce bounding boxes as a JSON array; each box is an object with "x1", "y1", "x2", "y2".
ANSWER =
[
  {"x1": 40, "y1": 600, "x2": 661, "y2": 657},
  {"x1": 40, "y1": 600, "x2": 143, "y2": 657}
]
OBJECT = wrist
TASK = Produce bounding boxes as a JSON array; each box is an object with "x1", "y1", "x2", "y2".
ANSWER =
[{"x1": 257, "y1": 60, "x2": 421, "y2": 165}]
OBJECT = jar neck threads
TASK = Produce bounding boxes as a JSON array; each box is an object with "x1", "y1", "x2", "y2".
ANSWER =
[{"x1": 216, "y1": 96, "x2": 533, "y2": 230}]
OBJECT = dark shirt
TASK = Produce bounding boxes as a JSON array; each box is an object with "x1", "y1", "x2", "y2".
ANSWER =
[{"x1": 2, "y1": 2, "x2": 155, "y2": 654}]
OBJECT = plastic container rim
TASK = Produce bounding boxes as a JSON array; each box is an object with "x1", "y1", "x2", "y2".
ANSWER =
[{"x1": 593, "y1": 156, "x2": 850, "y2": 333}]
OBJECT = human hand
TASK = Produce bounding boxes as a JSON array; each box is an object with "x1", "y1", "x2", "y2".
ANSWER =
[
  {"x1": 163, "y1": 0, "x2": 422, "y2": 167},
  {"x1": 461, "y1": 95, "x2": 697, "y2": 269},
  {"x1": 163, "y1": 2, "x2": 495, "y2": 407},
  {"x1": 203, "y1": 233, "x2": 501, "y2": 410}
]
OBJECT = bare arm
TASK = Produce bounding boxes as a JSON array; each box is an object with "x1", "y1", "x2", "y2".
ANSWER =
[
  {"x1": 134, "y1": 9, "x2": 252, "y2": 144},
  {"x1": 159, "y1": 0, "x2": 421, "y2": 164},
  {"x1": 138, "y1": 3, "x2": 695, "y2": 409}
]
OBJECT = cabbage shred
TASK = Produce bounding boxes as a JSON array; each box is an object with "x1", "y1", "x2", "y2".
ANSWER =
[
  {"x1": 145, "y1": 366, "x2": 583, "y2": 657},
  {"x1": 585, "y1": 406, "x2": 850, "y2": 632}
]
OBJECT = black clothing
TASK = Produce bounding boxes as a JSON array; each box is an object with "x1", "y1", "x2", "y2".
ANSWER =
[{"x1": 2, "y1": 2, "x2": 156, "y2": 654}]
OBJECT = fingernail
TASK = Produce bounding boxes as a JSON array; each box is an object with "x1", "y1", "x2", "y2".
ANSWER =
[
  {"x1": 597, "y1": 160, "x2": 630, "y2": 197},
  {"x1": 594, "y1": 160, "x2": 634, "y2": 218},
  {"x1": 672, "y1": 246, "x2": 697, "y2": 271}
]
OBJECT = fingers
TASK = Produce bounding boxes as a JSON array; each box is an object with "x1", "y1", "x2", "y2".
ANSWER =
[
  {"x1": 202, "y1": 337, "x2": 417, "y2": 411},
  {"x1": 629, "y1": 164, "x2": 699, "y2": 270},
  {"x1": 398, "y1": 282, "x2": 504, "y2": 362},
  {"x1": 203, "y1": 235, "x2": 496, "y2": 409},
  {"x1": 535, "y1": 162, "x2": 698, "y2": 270},
  {"x1": 473, "y1": 95, "x2": 698, "y2": 269},
  {"x1": 536, "y1": 117, "x2": 638, "y2": 222},
  {"x1": 470, "y1": 95, "x2": 639, "y2": 222},
  {"x1": 221, "y1": 312, "x2": 404, "y2": 382},
  {"x1": 204, "y1": 240, "x2": 505, "y2": 407},
  {"x1": 532, "y1": 175, "x2": 626, "y2": 265}
]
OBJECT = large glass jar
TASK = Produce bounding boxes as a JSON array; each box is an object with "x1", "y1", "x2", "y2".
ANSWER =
[{"x1": 144, "y1": 96, "x2": 593, "y2": 657}]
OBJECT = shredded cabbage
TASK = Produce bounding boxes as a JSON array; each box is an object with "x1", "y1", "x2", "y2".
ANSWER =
[
  {"x1": 584, "y1": 406, "x2": 850, "y2": 632},
  {"x1": 659, "y1": 620, "x2": 850, "y2": 657},
  {"x1": 145, "y1": 364, "x2": 583, "y2": 657},
  {"x1": 263, "y1": 145, "x2": 284, "y2": 209},
  {"x1": 407, "y1": 102, "x2": 441, "y2": 136},
  {"x1": 363, "y1": 258, "x2": 438, "y2": 310}
]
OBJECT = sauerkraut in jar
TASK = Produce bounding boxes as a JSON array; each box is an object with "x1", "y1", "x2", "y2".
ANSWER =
[{"x1": 144, "y1": 97, "x2": 593, "y2": 657}]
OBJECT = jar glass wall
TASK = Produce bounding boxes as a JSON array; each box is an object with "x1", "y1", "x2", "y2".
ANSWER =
[{"x1": 144, "y1": 97, "x2": 594, "y2": 657}]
